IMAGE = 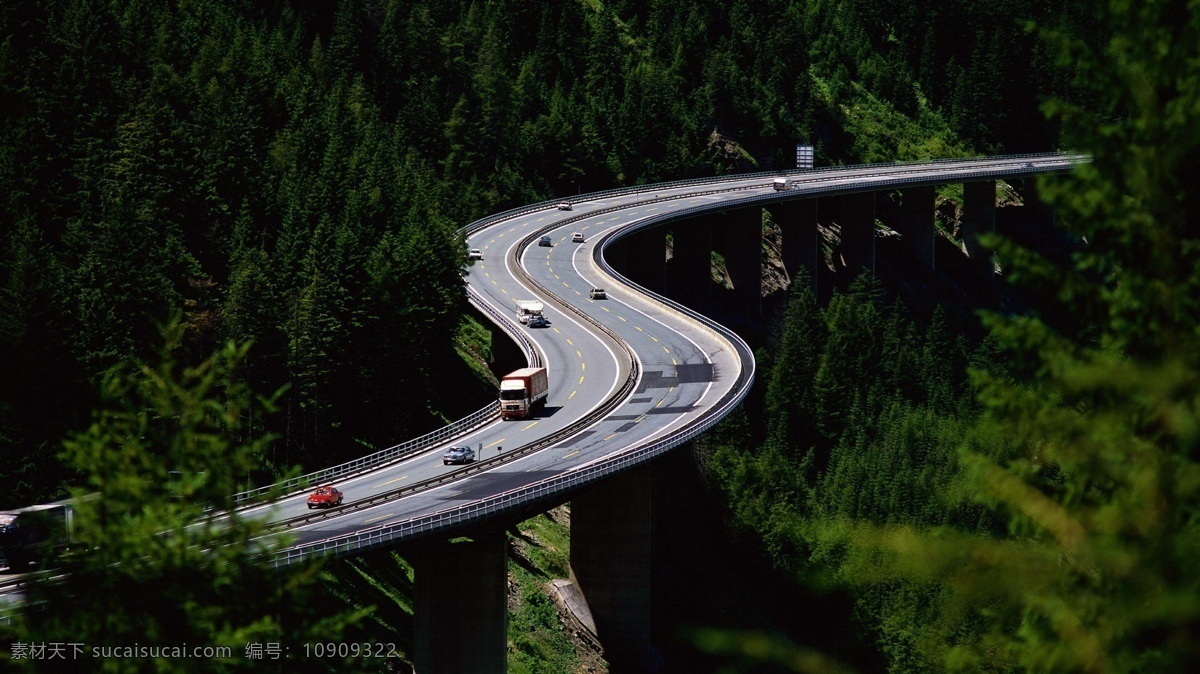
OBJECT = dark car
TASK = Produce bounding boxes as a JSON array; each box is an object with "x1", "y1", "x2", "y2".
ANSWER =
[
  {"x1": 443, "y1": 447, "x2": 476, "y2": 465},
  {"x1": 538, "y1": 236, "x2": 552, "y2": 247},
  {"x1": 306, "y1": 486, "x2": 343, "y2": 509},
  {"x1": 527, "y1": 314, "x2": 549, "y2": 328}
]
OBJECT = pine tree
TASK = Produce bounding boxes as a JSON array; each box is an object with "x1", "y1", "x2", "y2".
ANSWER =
[
  {"x1": 764, "y1": 267, "x2": 826, "y2": 461},
  {"x1": 4, "y1": 319, "x2": 364, "y2": 672}
]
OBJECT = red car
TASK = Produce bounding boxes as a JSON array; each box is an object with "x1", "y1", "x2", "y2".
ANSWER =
[{"x1": 306, "y1": 486, "x2": 343, "y2": 509}]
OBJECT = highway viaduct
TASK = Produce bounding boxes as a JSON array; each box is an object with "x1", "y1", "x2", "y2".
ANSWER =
[
  {"x1": 0, "y1": 154, "x2": 1084, "y2": 673},
  {"x1": 390, "y1": 154, "x2": 1081, "y2": 673}
]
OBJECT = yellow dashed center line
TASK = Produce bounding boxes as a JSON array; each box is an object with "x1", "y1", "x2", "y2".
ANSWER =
[
  {"x1": 603, "y1": 433, "x2": 617, "y2": 441},
  {"x1": 568, "y1": 390, "x2": 577, "y2": 400},
  {"x1": 375, "y1": 475, "x2": 408, "y2": 488},
  {"x1": 521, "y1": 421, "x2": 539, "y2": 431},
  {"x1": 649, "y1": 335, "x2": 658, "y2": 342},
  {"x1": 635, "y1": 326, "x2": 644, "y2": 332},
  {"x1": 663, "y1": 346, "x2": 670, "y2": 353},
  {"x1": 617, "y1": 316, "x2": 627, "y2": 322},
  {"x1": 656, "y1": 399, "x2": 665, "y2": 407},
  {"x1": 581, "y1": 362, "x2": 586, "y2": 371},
  {"x1": 553, "y1": 328, "x2": 562, "y2": 334},
  {"x1": 579, "y1": 376, "x2": 585, "y2": 384},
  {"x1": 363, "y1": 512, "x2": 394, "y2": 525},
  {"x1": 575, "y1": 350, "x2": 582, "y2": 358},
  {"x1": 484, "y1": 438, "x2": 505, "y2": 448},
  {"x1": 566, "y1": 338, "x2": 573, "y2": 345},
  {"x1": 561, "y1": 450, "x2": 581, "y2": 460},
  {"x1": 501, "y1": 288, "x2": 507, "y2": 295},
  {"x1": 672, "y1": 358, "x2": 678, "y2": 365}
]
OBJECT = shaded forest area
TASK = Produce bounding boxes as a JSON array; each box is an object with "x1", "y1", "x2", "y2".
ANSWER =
[
  {"x1": 0, "y1": 0, "x2": 1091, "y2": 507},
  {"x1": 700, "y1": 0, "x2": 1200, "y2": 670}
]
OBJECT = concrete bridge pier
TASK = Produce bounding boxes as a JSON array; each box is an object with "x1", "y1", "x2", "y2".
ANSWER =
[
  {"x1": 570, "y1": 463, "x2": 656, "y2": 672},
  {"x1": 828, "y1": 192, "x2": 877, "y2": 284},
  {"x1": 412, "y1": 532, "x2": 509, "y2": 674},
  {"x1": 767, "y1": 199, "x2": 819, "y2": 290},
  {"x1": 961, "y1": 180, "x2": 996, "y2": 278},
  {"x1": 622, "y1": 228, "x2": 668, "y2": 294},
  {"x1": 666, "y1": 220, "x2": 713, "y2": 301},
  {"x1": 997, "y1": 179, "x2": 1067, "y2": 268},
  {"x1": 712, "y1": 208, "x2": 763, "y2": 316},
  {"x1": 605, "y1": 236, "x2": 631, "y2": 278},
  {"x1": 882, "y1": 186, "x2": 937, "y2": 270}
]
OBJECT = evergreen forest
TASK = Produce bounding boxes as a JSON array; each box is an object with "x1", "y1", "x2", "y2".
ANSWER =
[
  {"x1": 3, "y1": 0, "x2": 1197, "y2": 672},
  {"x1": 0, "y1": 0, "x2": 1088, "y2": 504}
]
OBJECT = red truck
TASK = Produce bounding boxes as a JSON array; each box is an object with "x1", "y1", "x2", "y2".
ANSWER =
[{"x1": 500, "y1": 367, "x2": 549, "y2": 420}]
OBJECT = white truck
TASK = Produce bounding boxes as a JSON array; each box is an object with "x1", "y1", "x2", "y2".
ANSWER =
[
  {"x1": 774, "y1": 177, "x2": 802, "y2": 191},
  {"x1": 515, "y1": 300, "x2": 544, "y2": 324},
  {"x1": 500, "y1": 367, "x2": 549, "y2": 420}
]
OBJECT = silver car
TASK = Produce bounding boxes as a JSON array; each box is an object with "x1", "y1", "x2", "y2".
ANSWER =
[{"x1": 443, "y1": 447, "x2": 475, "y2": 465}]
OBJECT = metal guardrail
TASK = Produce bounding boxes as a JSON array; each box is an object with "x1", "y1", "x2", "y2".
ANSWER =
[
  {"x1": 467, "y1": 285, "x2": 543, "y2": 369},
  {"x1": 232, "y1": 401, "x2": 500, "y2": 504}
]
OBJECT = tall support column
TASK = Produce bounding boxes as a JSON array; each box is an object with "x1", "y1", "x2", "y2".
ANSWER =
[
  {"x1": 962, "y1": 180, "x2": 996, "y2": 277},
  {"x1": 666, "y1": 219, "x2": 712, "y2": 301},
  {"x1": 887, "y1": 186, "x2": 937, "y2": 270},
  {"x1": 768, "y1": 199, "x2": 819, "y2": 288},
  {"x1": 412, "y1": 533, "x2": 508, "y2": 674},
  {"x1": 834, "y1": 192, "x2": 876, "y2": 281},
  {"x1": 712, "y1": 208, "x2": 763, "y2": 316},
  {"x1": 623, "y1": 228, "x2": 668, "y2": 294},
  {"x1": 997, "y1": 178, "x2": 1067, "y2": 267},
  {"x1": 605, "y1": 236, "x2": 630, "y2": 278},
  {"x1": 571, "y1": 463, "x2": 654, "y2": 671}
]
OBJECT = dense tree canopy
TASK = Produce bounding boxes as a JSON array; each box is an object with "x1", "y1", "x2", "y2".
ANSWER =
[
  {"x1": 704, "y1": 0, "x2": 1200, "y2": 671},
  {"x1": 0, "y1": 0, "x2": 1093, "y2": 505}
]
